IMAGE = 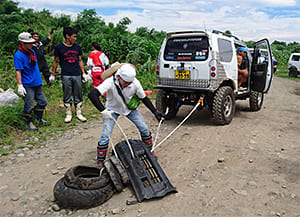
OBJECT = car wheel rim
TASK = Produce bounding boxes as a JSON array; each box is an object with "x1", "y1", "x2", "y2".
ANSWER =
[{"x1": 224, "y1": 95, "x2": 232, "y2": 118}]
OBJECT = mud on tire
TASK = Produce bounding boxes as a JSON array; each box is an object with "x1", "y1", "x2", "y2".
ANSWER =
[
  {"x1": 212, "y1": 86, "x2": 235, "y2": 125},
  {"x1": 103, "y1": 159, "x2": 124, "y2": 192},
  {"x1": 53, "y1": 178, "x2": 114, "y2": 209},
  {"x1": 64, "y1": 165, "x2": 110, "y2": 190}
]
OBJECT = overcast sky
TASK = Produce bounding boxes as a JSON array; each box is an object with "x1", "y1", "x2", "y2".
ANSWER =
[{"x1": 18, "y1": 0, "x2": 300, "y2": 43}]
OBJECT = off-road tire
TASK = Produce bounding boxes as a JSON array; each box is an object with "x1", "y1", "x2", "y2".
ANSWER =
[
  {"x1": 212, "y1": 86, "x2": 235, "y2": 125},
  {"x1": 64, "y1": 165, "x2": 110, "y2": 190},
  {"x1": 249, "y1": 91, "x2": 264, "y2": 111},
  {"x1": 53, "y1": 178, "x2": 114, "y2": 209},
  {"x1": 156, "y1": 89, "x2": 178, "y2": 120},
  {"x1": 289, "y1": 66, "x2": 298, "y2": 78},
  {"x1": 110, "y1": 155, "x2": 129, "y2": 185},
  {"x1": 103, "y1": 160, "x2": 124, "y2": 192}
]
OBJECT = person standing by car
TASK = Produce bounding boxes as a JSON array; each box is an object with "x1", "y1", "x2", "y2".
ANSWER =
[
  {"x1": 28, "y1": 28, "x2": 54, "y2": 85},
  {"x1": 88, "y1": 63, "x2": 165, "y2": 166},
  {"x1": 14, "y1": 32, "x2": 51, "y2": 131},
  {"x1": 86, "y1": 42, "x2": 109, "y2": 87},
  {"x1": 50, "y1": 26, "x2": 89, "y2": 123}
]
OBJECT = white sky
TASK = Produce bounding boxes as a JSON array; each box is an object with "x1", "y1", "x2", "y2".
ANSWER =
[{"x1": 18, "y1": 0, "x2": 300, "y2": 43}]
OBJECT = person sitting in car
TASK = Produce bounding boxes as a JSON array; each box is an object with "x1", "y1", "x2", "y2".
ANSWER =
[{"x1": 236, "y1": 47, "x2": 249, "y2": 88}]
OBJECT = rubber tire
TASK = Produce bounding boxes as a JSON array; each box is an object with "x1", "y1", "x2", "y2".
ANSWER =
[
  {"x1": 156, "y1": 89, "x2": 178, "y2": 120},
  {"x1": 249, "y1": 91, "x2": 264, "y2": 111},
  {"x1": 64, "y1": 165, "x2": 110, "y2": 190},
  {"x1": 103, "y1": 160, "x2": 124, "y2": 192},
  {"x1": 212, "y1": 86, "x2": 235, "y2": 125},
  {"x1": 289, "y1": 66, "x2": 298, "y2": 78},
  {"x1": 110, "y1": 155, "x2": 129, "y2": 185},
  {"x1": 53, "y1": 178, "x2": 114, "y2": 209}
]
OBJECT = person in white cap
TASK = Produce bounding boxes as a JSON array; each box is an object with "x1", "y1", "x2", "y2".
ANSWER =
[
  {"x1": 88, "y1": 63, "x2": 165, "y2": 166},
  {"x1": 14, "y1": 32, "x2": 51, "y2": 131}
]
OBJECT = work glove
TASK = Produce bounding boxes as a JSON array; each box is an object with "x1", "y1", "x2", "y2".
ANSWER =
[
  {"x1": 17, "y1": 84, "x2": 27, "y2": 97},
  {"x1": 82, "y1": 74, "x2": 89, "y2": 83},
  {"x1": 49, "y1": 75, "x2": 55, "y2": 83},
  {"x1": 154, "y1": 110, "x2": 166, "y2": 122},
  {"x1": 101, "y1": 109, "x2": 114, "y2": 120}
]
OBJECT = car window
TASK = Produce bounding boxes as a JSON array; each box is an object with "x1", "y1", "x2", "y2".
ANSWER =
[
  {"x1": 218, "y1": 38, "x2": 233, "y2": 62},
  {"x1": 164, "y1": 36, "x2": 209, "y2": 61},
  {"x1": 291, "y1": 55, "x2": 300, "y2": 61}
]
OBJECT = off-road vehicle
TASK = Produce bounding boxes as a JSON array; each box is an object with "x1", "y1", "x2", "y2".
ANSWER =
[
  {"x1": 155, "y1": 30, "x2": 273, "y2": 125},
  {"x1": 288, "y1": 53, "x2": 300, "y2": 78}
]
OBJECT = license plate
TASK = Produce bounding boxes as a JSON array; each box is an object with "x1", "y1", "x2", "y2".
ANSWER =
[{"x1": 175, "y1": 70, "x2": 190, "y2": 80}]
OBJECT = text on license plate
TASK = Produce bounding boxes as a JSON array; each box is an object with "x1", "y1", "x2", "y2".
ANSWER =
[{"x1": 175, "y1": 70, "x2": 190, "y2": 80}]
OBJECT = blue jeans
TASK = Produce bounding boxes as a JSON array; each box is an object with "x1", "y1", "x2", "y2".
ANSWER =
[
  {"x1": 61, "y1": 75, "x2": 82, "y2": 104},
  {"x1": 98, "y1": 109, "x2": 150, "y2": 146},
  {"x1": 23, "y1": 85, "x2": 48, "y2": 114}
]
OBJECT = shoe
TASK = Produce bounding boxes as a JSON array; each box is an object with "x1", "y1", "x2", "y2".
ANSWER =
[
  {"x1": 28, "y1": 121, "x2": 38, "y2": 131},
  {"x1": 238, "y1": 87, "x2": 247, "y2": 91},
  {"x1": 39, "y1": 119, "x2": 51, "y2": 126}
]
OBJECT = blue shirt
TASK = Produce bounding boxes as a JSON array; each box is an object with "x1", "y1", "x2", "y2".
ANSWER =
[
  {"x1": 54, "y1": 42, "x2": 82, "y2": 76},
  {"x1": 14, "y1": 50, "x2": 43, "y2": 87}
]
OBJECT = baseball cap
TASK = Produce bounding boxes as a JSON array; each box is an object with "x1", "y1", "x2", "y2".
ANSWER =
[
  {"x1": 236, "y1": 47, "x2": 248, "y2": 52},
  {"x1": 18, "y1": 32, "x2": 35, "y2": 43}
]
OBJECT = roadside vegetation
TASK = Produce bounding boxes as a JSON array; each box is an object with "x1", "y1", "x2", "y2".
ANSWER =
[{"x1": 0, "y1": 0, "x2": 299, "y2": 154}]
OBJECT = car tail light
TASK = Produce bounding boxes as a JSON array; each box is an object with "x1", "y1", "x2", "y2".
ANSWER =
[
  {"x1": 209, "y1": 60, "x2": 217, "y2": 78},
  {"x1": 156, "y1": 65, "x2": 160, "y2": 75}
]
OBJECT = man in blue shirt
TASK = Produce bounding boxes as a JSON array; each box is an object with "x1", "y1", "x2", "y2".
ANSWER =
[{"x1": 14, "y1": 32, "x2": 50, "y2": 130}]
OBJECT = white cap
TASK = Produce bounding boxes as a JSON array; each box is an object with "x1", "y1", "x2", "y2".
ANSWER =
[
  {"x1": 116, "y1": 64, "x2": 136, "y2": 82},
  {"x1": 18, "y1": 32, "x2": 35, "y2": 43}
]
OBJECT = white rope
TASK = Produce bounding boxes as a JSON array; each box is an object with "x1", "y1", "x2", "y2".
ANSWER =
[
  {"x1": 151, "y1": 118, "x2": 164, "y2": 152},
  {"x1": 152, "y1": 101, "x2": 201, "y2": 151},
  {"x1": 112, "y1": 118, "x2": 135, "y2": 158},
  {"x1": 103, "y1": 122, "x2": 119, "y2": 159}
]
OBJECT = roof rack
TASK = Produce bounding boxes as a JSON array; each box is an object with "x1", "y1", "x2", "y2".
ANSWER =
[{"x1": 212, "y1": 30, "x2": 240, "y2": 41}]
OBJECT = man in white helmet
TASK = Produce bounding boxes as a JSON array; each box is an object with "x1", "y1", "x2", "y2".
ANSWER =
[
  {"x1": 88, "y1": 63, "x2": 165, "y2": 166},
  {"x1": 14, "y1": 32, "x2": 50, "y2": 131}
]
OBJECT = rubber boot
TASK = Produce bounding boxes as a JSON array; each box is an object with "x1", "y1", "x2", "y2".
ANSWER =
[
  {"x1": 64, "y1": 103, "x2": 72, "y2": 123},
  {"x1": 75, "y1": 102, "x2": 87, "y2": 122},
  {"x1": 97, "y1": 143, "x2": 108, "y2": 166},
  {"x1": 24, "y1": 113, "x2": 38, "y2": 131},
  {"x1": 142, "y1": 134, "x2": 155, "y2": 156},
  {"x1": 34, "y1": 108, "x2": 51, "y2": 126}
]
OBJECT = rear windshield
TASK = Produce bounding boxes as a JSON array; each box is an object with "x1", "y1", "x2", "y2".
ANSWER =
[{"x1": 164, "y1": 36, "x2": 209, "y2": 61}]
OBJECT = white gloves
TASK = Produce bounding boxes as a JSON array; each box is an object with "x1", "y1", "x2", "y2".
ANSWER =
[
  {"x1": 82, "y1": 74, "x2": 89, "y2": 83},
  {"x1": 17, "y1": 85, "x2": 26, "y2": 97},
  {"x1": 101, "y1": 109, "x2": 114, "y2": 119},
  {"x1": 49, "y1": 75, "x2": 55, "y2": 83}
]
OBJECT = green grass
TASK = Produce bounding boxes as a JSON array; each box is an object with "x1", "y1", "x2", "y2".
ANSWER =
[{"x1": 274, "y1": 65, "x2": 300, "y2": 81}]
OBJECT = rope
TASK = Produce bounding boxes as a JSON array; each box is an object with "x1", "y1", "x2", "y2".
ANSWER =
[
  {"x1": 152, "y1": 100, "x2": 201, "y2": 151},
  {"x1": 151, "y1": 118, "x2": 164, "y2": 152},
  {"x1": 103, "y1": 122, "x2": 119, "y2": 159}
]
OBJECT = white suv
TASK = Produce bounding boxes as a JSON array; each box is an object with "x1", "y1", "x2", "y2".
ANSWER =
[
  {"x1": 288, "y1": 53, "x2": 300, "y2": 77},
  {"x1": 155, "y1": 30, "x2": 273, "y2": 125}
]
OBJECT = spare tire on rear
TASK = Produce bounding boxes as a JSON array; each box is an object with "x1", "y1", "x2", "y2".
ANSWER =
[
  {"x1": 53, "y1": 178, "x2": 114, "y2": 209},
  {"x1": 64, "y1": 165, "x2": 110, "y2": 190}
]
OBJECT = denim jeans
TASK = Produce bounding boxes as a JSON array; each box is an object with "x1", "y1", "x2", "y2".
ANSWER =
[
  {"x1": 98, "y1": 109, "x2": 150, "y2": 146},
  {"x1": 61, "y1": 75, "x2": 82, "y2": 104},
  {"x1": 23, "y1": 85, "x2": 48, "y2": 114}
]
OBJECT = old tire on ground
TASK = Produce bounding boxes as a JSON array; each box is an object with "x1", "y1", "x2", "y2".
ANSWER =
[
  {"x1": 64, "y1": 165, "x2": 110, "y2": 190},
  {"x1": 212, "y1": 86, "x2": 235, "y2": 125},
  {"x1": 110, "y1": 155, "x2": 129, "y2": 185},
  {"x1": 249, "y1": 91, "x2": 264, "y2": 111},
  {"x1": 289, "y1": 66, "x2": 298, "y2": 78},
  {"x1": 53, "y1": 178, "x2": 114, "y2": 209},
  {"x1": 103, "y1": 160, "x2": 124, "y2": 192},
  {"x1": 156, "y1": 89, "x2": 178, "y2": 120}
]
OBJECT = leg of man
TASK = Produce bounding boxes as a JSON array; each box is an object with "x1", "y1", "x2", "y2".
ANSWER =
[
  {"x1": 73, "y1": 75, "x2": 87, "y2": 122},
  {"x1": 126, "y1": 109, "x2": 154, "y2": 154},
  {"x1": 23, "y1": 87, "x2": 38, "y2": 131},
  {"x1": 62, "y1": 76, "x2": 73, "y2": 123},
  {"x1": 34, "y1": 86, "x2": 50, "y2": 125},
  {"x1": 97, "y1": 113, "x2": 119, "y2": 165}
]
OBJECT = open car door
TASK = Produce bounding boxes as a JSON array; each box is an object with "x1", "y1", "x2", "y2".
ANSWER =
[{"x1": 250, "y1": 39, "x2": 273, "y2": 93}]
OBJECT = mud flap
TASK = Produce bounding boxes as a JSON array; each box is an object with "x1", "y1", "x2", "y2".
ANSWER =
[{"x1": 115, "y1": 139, "x2": 177, "y2": 202}]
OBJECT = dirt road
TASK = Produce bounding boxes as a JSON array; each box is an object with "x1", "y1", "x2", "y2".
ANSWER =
[{"x1": 0, "y1": 76, "x2": 299, "y2": 217}]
